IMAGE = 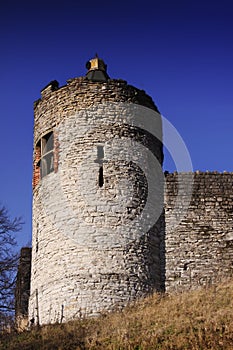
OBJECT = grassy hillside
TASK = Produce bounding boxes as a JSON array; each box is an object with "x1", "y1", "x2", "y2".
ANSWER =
[{"x1": 1, "y1": 279, "x2": 233, "y2": 350}]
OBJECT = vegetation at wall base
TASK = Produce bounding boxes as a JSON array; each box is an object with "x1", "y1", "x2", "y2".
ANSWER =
[{"x1": 1, "y1": 279, "x2": 233, "y2": 350}]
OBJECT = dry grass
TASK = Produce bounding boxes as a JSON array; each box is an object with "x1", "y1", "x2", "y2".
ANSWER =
[{"x1": 1, "y1": 279, "x2": 233, "y2": 350}]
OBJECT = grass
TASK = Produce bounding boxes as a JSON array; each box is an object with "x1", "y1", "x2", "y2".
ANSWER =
[{"x1": 1, "y1": 279, "x2": 233, "y2": 349}]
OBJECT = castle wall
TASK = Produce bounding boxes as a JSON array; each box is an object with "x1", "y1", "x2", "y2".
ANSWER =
[
  {"x1": 28, "y1": 70, "x2": 233, "y2": 326},
  {"x1": 165, "y1": 172, "x2": 233, "y2": 291},
  {"x1": 29, "y1": 77, "x2": 164, "y2": 325},
  {"x1": 27, "y1": 168, "x2": 233, "y2": 325},
  {"x1": 15, "y1": 247, "x2": 31, "y2": 331}
]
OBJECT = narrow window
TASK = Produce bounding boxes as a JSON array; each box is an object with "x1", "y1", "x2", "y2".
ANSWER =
[
  {"x1": 96, "y1": 145, "x2": 104, "y2": 187},
  {"x1": 97, "y1": 145, "x2": 104, "y2": 159},
  {"x1": 35, "y1": 223, "x2": 39, "y2": 253},
  {"x1": 36, "y1": 131, "x2": 54, "y2": 179},
  {"x1": 99, "y1": 166, "x2": 104, "y2": 187}
]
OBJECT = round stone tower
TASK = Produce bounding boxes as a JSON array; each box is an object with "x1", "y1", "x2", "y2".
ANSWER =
[{"x1": 29, "y1": 57, "x2": 164, "y2": 325}]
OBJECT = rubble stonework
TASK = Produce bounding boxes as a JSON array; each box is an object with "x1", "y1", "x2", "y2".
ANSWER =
[
  {"x1": 165, "y1": 172, "x2": 233, "y2": 291},
  {"x1": 15, "y1": 248, "x2": 31, "y2": 330},
  {"x1": 26, "y1": 61, "x2": 233, "y2": 327},
  {"x1": 29, "y1": 73, "x2": 164, "y2": 325}
]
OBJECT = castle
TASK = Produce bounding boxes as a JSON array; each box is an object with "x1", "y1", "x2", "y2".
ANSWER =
[{"x1": 15, "y1": 57, "x2": 233, "y2": 329}]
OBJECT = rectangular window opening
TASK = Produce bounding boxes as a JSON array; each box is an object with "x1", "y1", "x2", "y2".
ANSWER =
[{"x1": 97, "y1": 145, "x2": 104, "y2": 160}]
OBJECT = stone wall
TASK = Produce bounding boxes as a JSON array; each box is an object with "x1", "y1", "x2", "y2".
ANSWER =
[
  {"x1": 28, "y1": 168, "x2": 233, "y2": 325},
  {"x1": 15, "y1": 247, "x2": 31, "y2": 331},
  {"x1": 165, "y1": 172, "x2": 233, "y2": 292},
  {"x1": 33, "y1": 77, "x2": 159, "y2": 142},
  {"x1": 28, "y1": 72, "x2": 233, "y2": 326}
]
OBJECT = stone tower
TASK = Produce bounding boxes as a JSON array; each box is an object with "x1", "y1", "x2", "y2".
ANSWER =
[{"x1": 29, "y1": 57, "x2": 164, "y2": 325}]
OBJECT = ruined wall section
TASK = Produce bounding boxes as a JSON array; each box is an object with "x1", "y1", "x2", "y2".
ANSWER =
[
  {"x1": 165, "y1": 172, "x2": 233, "y2": 292},
  {"x1": 15, "y1": 248, "x2": 31, "y2": 331},
  {"x1": 29, "y1": 77, "x2": 164, "y2": 325}
]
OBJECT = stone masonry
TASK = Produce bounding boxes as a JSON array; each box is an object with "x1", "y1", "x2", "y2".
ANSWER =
[
  {"x1": 165, "y1": 172, "x2": 233, "y2": 292},
  {"x1": 24, "y1": 58, "x2": 233, "y2": 327},
  {"x1": 29, "y1": 58, "x2": 164, "y2": 325},
  {"x1": 15, "y1": 247, "x2": 31, "y2": 330}
]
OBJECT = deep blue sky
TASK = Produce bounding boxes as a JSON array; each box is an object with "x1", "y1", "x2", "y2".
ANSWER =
[{"x1": 1, "y1": 0, "x2": 233, "y2": 247}]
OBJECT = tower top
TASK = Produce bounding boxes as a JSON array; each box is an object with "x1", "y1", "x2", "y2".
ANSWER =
[{"x1": 85, "y1": 54, "x2": 110, "y2": 82}]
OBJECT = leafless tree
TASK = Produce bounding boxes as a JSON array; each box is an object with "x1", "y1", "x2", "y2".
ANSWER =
[{"x1": 0, "y1": 206, "x2": 22, "y2": 329}]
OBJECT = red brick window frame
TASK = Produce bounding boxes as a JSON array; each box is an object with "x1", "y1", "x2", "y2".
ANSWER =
[{"x1": 33, "y1": 131, "x2": 54, "y2": 188}]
